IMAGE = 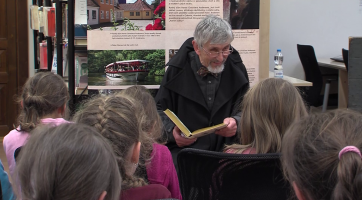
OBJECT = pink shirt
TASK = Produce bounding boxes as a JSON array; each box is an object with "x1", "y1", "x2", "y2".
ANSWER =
[
  {"x1": 147, "y1": 143, "x2": 182, "y2": 200},
  {"x1": 3, "y1": 118, "x2": 69, "y2": 176}
]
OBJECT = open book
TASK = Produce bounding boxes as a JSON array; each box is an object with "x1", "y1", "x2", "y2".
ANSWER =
[{"x1": 164, "y1": 109, "x2": 228, "y2": 139}]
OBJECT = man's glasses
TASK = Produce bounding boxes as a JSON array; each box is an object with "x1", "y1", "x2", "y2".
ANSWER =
[{"x1": 201, "y1": 46, "x2": 233, "y2": 58}]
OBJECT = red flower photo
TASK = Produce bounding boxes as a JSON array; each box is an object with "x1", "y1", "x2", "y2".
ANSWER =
[{"x1": 146, "y1": 0, "x2": 165, "y2": 30}]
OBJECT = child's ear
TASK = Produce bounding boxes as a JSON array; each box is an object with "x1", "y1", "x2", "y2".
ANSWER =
[
  {"x1": 20, "y1": 100, "x2": 23, "y2": 108},
  {"x1": 192, "y1": 40, "x2": 201, "y2": 56},
  {"x1": 292, "y1": 181, "x2": 307, "y2": 200},
  {"x1": 131, "y1": 141, "x2": 141, "y2": 164}
]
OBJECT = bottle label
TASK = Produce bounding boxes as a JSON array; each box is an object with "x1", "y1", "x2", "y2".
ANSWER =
[{"x1": 274, "y1": 70, "x2": 283, "y2": 78}]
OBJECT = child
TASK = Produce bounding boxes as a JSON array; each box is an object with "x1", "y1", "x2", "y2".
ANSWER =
[
  {"x1": 16, "y1": 123, "x2": 121, "y2": 200},
  {"x1": 225, "y1": 78, "x2": 308, "y2": 154},
  {"x1": 73, "y1": 94, "x2": 172, "y2": 199},
  {"x1": 119, "y1": 86, "x2": 182, "y2": 200},
  {"x1": 3, "y1": 72, "x2": 69, "y2": 176},
  {"x1": 0, "y1": 159, "x2": 14, "y2": 200},
  {"x1": 281, "y1": 110, "x2": 362, "y2": 200}
]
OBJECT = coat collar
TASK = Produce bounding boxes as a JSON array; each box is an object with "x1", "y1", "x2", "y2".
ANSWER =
[{"x1": 164, "y1": 38, "x2": 248, "y2": 116}]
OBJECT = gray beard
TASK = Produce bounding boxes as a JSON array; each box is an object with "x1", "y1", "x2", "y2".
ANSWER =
[{"x1": 207, "y1": 64, "x2": 224, "y2": 74}]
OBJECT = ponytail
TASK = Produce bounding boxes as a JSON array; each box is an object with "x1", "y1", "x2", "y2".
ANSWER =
[
  {"x1": 332, "y1": 149, "x2": 362, "y2": 200},
  {"x1": 17, "y1": 72, "x2": 69, "y2": 132},
  {"x1": 281, "y1": 110, "x2": 362, "y2": 200}
]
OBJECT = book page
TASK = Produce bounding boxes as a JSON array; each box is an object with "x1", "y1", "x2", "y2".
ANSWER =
[{"x1": 163, "y1": 109, "x2": 192, "y2": 137}]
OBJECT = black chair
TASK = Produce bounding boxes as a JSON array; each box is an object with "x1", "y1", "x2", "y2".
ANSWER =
[
  {"x1": 14, "y1": 146, "x2": 22, "y2": 161},
  {"x1": 297, "y1": 44, "x2": 338, "y2": 111},
  {"x1": 177, "y1": 148, "x2": 290, "y2": 200},
  {"x1": 342, "y1": 48, "x2": 349, "y2": 71}
]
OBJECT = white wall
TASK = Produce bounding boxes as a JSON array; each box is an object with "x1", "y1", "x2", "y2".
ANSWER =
[{"x1": 269, "y1": 0, "x2": 362, "y2": 79}]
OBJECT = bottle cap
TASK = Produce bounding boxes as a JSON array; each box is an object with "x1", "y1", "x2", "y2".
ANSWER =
[{"x1": 277, "y1": 49, "x2": 281, "y2": 52}]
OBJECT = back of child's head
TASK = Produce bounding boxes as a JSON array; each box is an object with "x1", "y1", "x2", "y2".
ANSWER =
[
  {"x1": 282, "y1": 109, "x2": 362, "y2": 200},
  {"x1": 227, "y1": 78, "x2": 308, "y2": 154},
  {"x1": 73, "y1": 94, "x2": 148, "y2": 190},
  {"x1": 16, "y1": 123, "x2": 121, "y2": 200},
  {"x1": 17, "y1": 72, "x2": 69, "y2": 132},
  {"x1": 119, "y1": 86, "x2": 164, "y2": 142},
  {"x1": 118, "y1": 86, "x2": 165, "y2": 180}
]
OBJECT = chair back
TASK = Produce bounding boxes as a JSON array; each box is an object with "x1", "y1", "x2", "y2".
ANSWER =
[
  {"x1": 14, "y1": 146, "x2": 22, "y2": 161},
  {"x1": 177, "y1": 148, "x2": 290, "y2": 200},
  {"x1": 342, "y1": 48, "x2": 349, "y2": 71},
  {"x1": 297, "y1": 44, "x2": 324, "y2": 106}
]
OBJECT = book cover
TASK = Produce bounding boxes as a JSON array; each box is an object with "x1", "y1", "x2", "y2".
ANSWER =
[
  {"x1": 30, "y1": 5, "x2": 39, "y2": 30},
  {"x1": 47, "y1": 8, "x2": 56, "y2": 37},
  {"x1": 42, "y1": 7, "x2": 49, "y2": 36},
  {"x1": 163, "y1": 109, "x2": 228, "y2": 139}
]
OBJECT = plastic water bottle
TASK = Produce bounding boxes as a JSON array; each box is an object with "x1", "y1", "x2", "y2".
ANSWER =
[{"x1": 274, "y1": 49, "x2": 283, "y2": 78}]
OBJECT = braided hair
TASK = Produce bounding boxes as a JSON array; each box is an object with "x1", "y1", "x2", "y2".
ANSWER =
[{"x1": 73, "y1": 94, "x2": 148, "y2": 190}]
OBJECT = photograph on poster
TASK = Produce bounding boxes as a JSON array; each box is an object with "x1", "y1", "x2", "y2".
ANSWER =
[
  {"x1": 87, "y1": 0, "x2": 165, "y2": 31},
  {"x1": 88, "y1": 50, "x2": 165, "y2": 86},
  {"x1": 227, "y1": 0, "x2": 259, "y2": 29},
  {"x1": 87, "y1": 0, "x2": 261, "y2": 88}
]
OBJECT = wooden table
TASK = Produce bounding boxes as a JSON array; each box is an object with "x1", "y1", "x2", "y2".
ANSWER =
[
  {"x1": 317, "y1": 58, "x2": 348, "y2": 109},
  {"x1": 269, "y1": 71, "x2": 312, "y2": 87}
]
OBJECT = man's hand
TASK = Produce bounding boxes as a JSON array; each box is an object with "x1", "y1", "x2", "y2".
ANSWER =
[
  {"x1": 215, "y1": 117, "x2": 237, "y2": 137},
  {"x1": 173, "y1": 126, "x2": 197, "y2": 147}
]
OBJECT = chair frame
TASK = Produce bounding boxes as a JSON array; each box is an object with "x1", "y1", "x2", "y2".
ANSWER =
[{"x1": 177, "y1": 148, "x2": 290, "y2": 200}]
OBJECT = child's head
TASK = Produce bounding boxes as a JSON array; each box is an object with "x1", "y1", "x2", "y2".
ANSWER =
[
  {"x1": 17, "y1": 72, "x2": 69, "y2": 132},
  {"x1": 227, "y1": 78, "x2": 308, "y2": 153},
  {"x1": 16, "y1": 123, "x2": 121, "y2": 200},
  {"x1": 118, "y1": 86, "x2": 164, "y2": 179},
  {"x1": 119, "y1": 86, "x2": 164, "y2": 142},
  {"x1": 73, "y1": 94, "x2": 147, "y2": 190},
  {"x1": 282, "y1": 110, "x2": 362, "y2": 200}
]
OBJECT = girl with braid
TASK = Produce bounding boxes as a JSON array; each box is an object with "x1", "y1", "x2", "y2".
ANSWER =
[
  {"x1": 282, "y1": 110, "x2": 362, "y2": 200},
  {"x1": 4, "y1": 72, "x2": 69, "y2": 177},
  {"x1": 73, "y1": 94, "x2": 172, "y2": 200},
  {"x1": 119, "y1": 86, "x2": 182, "y2": 200}
]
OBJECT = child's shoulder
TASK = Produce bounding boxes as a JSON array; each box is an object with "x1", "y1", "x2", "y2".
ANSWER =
[
  {"x1": 4, "y1": 127, "x2": 29, "y2": 146},
  {"x1": 151, "y1": 143, "x2": 173, "y2": 164}
]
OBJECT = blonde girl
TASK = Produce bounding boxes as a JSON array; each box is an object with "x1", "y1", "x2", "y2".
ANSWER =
[
  {"x1": 73, "y1": 94, "x2": 172, "y2": 199},
  {"x1": 225, "y1": 78, "x2": 308, "y2": 154}
]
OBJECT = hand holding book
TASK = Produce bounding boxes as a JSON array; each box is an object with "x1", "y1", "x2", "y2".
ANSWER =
[
  {"x1": 173, "y1": 126, "x2": 197, "y2": 147},
  {"x1": 214, "y1": 117, "x2": 238, "y2": 137},
  {"x1": 164, "y1": 109, "x2": 228, "y2": 139}
]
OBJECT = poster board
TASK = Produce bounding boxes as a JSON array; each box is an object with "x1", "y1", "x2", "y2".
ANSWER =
[{"x1": 87, "y1": 0, "x2": 270, "y2": 89}]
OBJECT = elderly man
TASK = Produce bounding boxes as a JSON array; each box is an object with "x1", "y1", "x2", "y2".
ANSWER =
[{"x1": 155, "y1": 15, "x2": 249, "y2": 164}]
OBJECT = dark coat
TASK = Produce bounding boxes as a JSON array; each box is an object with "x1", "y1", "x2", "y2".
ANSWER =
[{"x1": 155, "y1": 38, "x2": 249, "y2": 161}]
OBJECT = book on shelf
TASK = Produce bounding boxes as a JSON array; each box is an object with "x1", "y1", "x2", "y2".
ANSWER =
[
  {"x1": 62, "y1": 4, "x2": 68, "y2": 39},
  {"x1": 38, "y1": 6, "x2": 44, "y2": 33},
  {"x1": 43, "y1": 7, "x2": 55, "y2": 37},
  {"x1": 74, "y1": 24, "x2": 87, "y2": 39},
  {"x1": 163, "y1": 109, "x2": 228, "y2": 139},
  {"x1": 30, "y1": 5, "x2": 39, "y2": 30},
  {"x1": 51, "y1": 43, "x2": 69, "y2": 77}
]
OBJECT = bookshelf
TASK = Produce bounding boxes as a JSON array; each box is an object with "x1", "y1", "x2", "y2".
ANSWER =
[{"x1": 31, "y1": 0, "x2": 79, "y2": 110}]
